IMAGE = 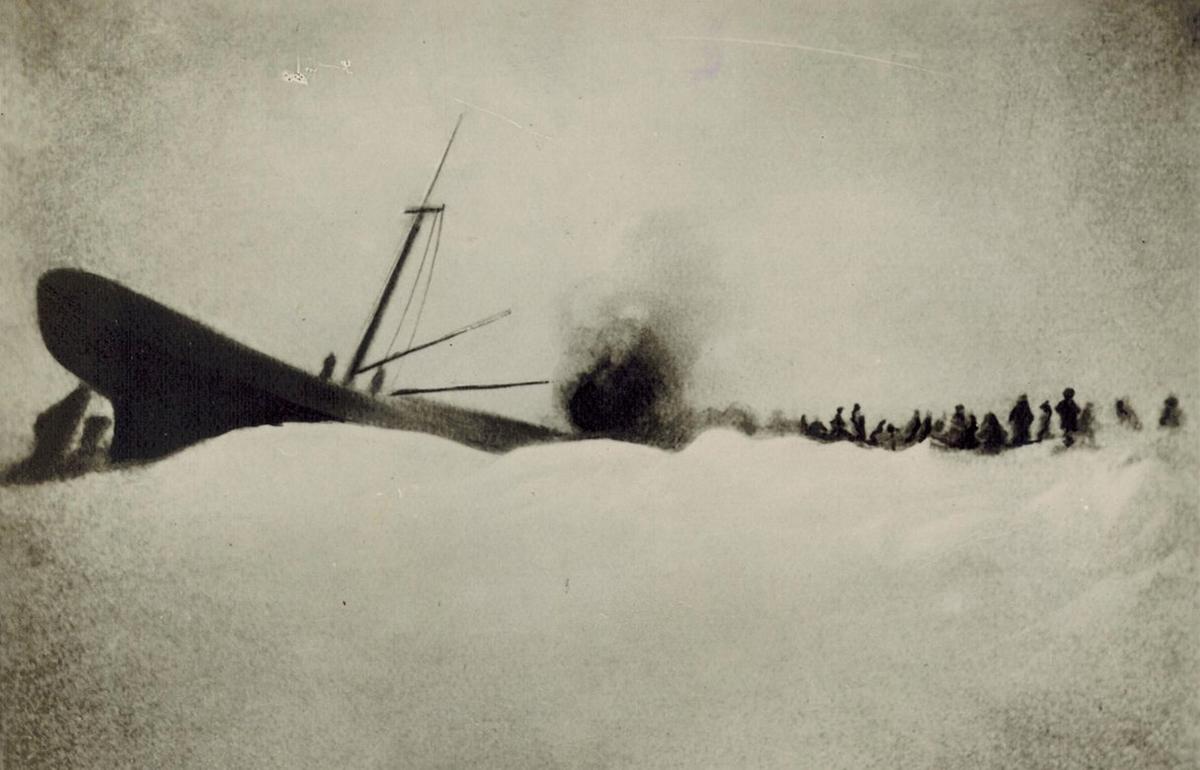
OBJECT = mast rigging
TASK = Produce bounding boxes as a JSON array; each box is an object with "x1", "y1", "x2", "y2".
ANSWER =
[{"x1": 342, "y1": 114, "x2": 463, "y2": 384}]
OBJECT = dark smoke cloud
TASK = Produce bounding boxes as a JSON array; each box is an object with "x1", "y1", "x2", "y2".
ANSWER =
[
  {"x1": 555, "y1": 212, "x2": 724, "y2": 447},
  {"x1": 558, "y1": 313, "x2": 693, "y2": 447}
]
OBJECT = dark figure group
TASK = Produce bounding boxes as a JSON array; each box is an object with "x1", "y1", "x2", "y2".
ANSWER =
[
  {"x1": 940, "y1": 388, "x2": 1093, "y2": 450},
  {"x1": 317, "y1": 353, "x2": 391, "y2": 397},
  {"x1": 798, "y1": 403, "x2": 933, "y2": 451},
  {"x1": 941, "y1": 405, "x2": 977, "y2": 450},
  {"x1": 792, "y1": 390, "x2": 1185, "y2": 456},
  {"x1": 1112, "y1": 396, "x2": 1182, "y2": 432}
]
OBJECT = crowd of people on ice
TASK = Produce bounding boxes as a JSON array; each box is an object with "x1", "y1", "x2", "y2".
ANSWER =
[{"x1": 779, "y1": 392, "x2": 1185, "y2": 453}]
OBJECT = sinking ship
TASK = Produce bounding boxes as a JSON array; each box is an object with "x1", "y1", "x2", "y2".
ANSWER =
[{"x1": 36, "y1": 118, "x2": 565, "y2": 463}]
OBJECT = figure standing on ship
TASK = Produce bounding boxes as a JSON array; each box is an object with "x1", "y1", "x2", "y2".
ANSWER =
[
  {"x1": 320, "y1": 353, "x2": 337, "y2": 381},
  {"x1": 369, "y1": 367, "x2": 386, "y2": 396}
]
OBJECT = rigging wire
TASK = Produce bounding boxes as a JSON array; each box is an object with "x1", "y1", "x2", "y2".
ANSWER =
[
  {"x1": 381, "y1": 209, "x2": 438, "y2": 365},
  {"x1": 390, "y1": 379, "x2": 549, "y2": 397},
  {"x1": 390, "y1": 208, "x2": 445, "y2": 390},
  {"x1": 343, "y1": 116, "x2": 463, "y2": 382},
  {"x1": 349, "y1": 213, "x2": 421, "y2": 360},
  {"x1": 404, "y1": 207, "x2": 445, "y2": 354}
]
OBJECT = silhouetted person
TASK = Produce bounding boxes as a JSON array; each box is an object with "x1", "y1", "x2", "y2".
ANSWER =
[
  {"x1": 799, "y1": 414, "x2": 809, "y2": 434},
  {"x1": 830, "y1": 406, "x2": 849, "y2": 440},
  {"x1": 806, "y1": 419, "x2": 829, "y2": 440},
  {"x1": 1115, "y1": 399, "x2": 1142, "y2": 430},
  {"x1": 320, "y1": 353, "x2": 337, "y2": 381},
  {"x1": 932, "y1": 416, "x2": 946, "y2": 437},
  {"x1": 885, "y1": 423, "x2": 898, "y2": 450},
  {"x1": 916, "y1": 412, "x2": 933, "y2": 443},
  {"x1": 850, "y1": 404, "x2": 867, "y2": 442},
  {"x1": 369, "y1": 367, "x2": 386, "y2": 396},
  {"x1": 868, "y1": 419, "x2": 886, "y2": 446},
  {"x1": 5, "y1": 385, "x2": 92, "y2": 483},
  {"x1": 978, "y1": 412, "x2": 1007, "y2": 453},
  {"x1": 1078, "y1": 402, "x2": 1096, "y2": 447},
  {"x1": 1159, "y1": 396, "x2": 1183, "y2": 428},
  {"x1": 1055, "y1": 388, "x2": 1081, "y2": 447},
  {"x1": 1035, "y1": 401, "x2": 1053, "y2": 442},
  {"x1": 943, "y1": 405, "x2": 968, "y2": 448},
  {"x1": 1008, "y1": 394, "x2": 1035, "y2": 447},
  {"x1": 901, "y1": 410, "x2": 922, "y2": 444},
  {"x1": 962, "y1": 413, "x2": 979, "y2": 450}
]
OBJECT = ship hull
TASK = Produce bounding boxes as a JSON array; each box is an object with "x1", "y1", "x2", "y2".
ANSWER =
[{"x1": 37, "y1": 269, "x2": 564, "y2": 461}]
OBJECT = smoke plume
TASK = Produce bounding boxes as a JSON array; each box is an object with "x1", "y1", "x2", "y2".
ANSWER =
[
  {"x1": 558, "y1": 311, "x2": 692, "y2": 447},
  {"x1": 555, "y1": 212, "x2": 726, "y2": 447}
]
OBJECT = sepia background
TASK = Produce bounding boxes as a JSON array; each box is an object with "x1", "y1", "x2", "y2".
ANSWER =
[{"x1": 1, "y1": 2, "x2": 1198, "y2": 768}]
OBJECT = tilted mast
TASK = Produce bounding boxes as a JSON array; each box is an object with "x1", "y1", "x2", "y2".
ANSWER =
[{"x1": 343, "y1": 115, "x2": 463, "y2": 385}]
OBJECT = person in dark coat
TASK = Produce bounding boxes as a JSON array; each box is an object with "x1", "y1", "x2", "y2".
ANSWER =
[
  {"x1": 799, "y1": 414, "x2": 809, "y2": 434},
  {"x1": 868, "y1": 419, "x2": 886, "y2": 446},
  {"x1": 1055, "y1": 388, "x2": 1081, "y2": 447},
  {"x1": 962, "y1": 413, "x2": 979, "y2": 450},
  {"x1": 1008, "y1": 394, "x2": 1035, "y2": 447},
  {"x1": 1115, "y1": 399, "x2": 1142, "y2": 430},
  {"x1": 1078, "y1": 402, "x2": 1097, "y2": 447},
  {"x1": 806, "y1": 418, "x2": 829, "y2": 440},
  {"x1": 850, "y1": 404, "x2": 867, "y2": 443},
  {"x1": 917, "y1": 412, "x2": 933, "y2": 443},
  {"x1": 1035, "y1": 401, "x2": 1053, "y2": 442},
  {"x1": 884, "y1": 423, "x2": 898, "y2": 450},
  {"x1": 978, "y1": 412, "x2": 1007, "y2": 453},
  {"x1": 943, "y1": 404, "x2": 969, "y2": 448},
  {"x1": 1159, "y1": 396, "x2": 1183, "y2": 428},
  {"x1": 830, "y1": 406, "x2": 850, "y2": 440},
  {"x1": 901, "y1": 410, "x2": 922, "y2": 444}
]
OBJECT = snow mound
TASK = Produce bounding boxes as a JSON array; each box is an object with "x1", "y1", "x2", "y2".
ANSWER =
[{"x1": 1, "y1": 424, "x2": 1196, "y2": 767}]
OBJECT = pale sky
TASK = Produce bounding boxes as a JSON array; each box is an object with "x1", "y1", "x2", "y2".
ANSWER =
[{"x1": 2, "y1": 0, "x2": 1196, "y2": 453}]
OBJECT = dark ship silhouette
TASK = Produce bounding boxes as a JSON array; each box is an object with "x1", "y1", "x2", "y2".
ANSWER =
[{"x1": 35, "y1": 118, "x2": 563, "y2": 463}]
